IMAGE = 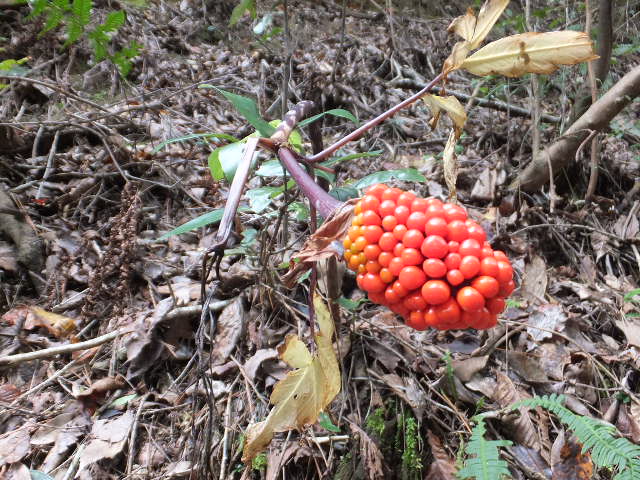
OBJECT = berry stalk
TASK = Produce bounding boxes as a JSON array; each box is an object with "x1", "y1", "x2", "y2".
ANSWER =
[{"x1": 277, "y1": 147, "x2": 344, "y2": 218}]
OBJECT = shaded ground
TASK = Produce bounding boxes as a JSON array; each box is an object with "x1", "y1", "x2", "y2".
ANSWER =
[{"x1": 1, "y1": 0, "x2": 640, "y2": 479}]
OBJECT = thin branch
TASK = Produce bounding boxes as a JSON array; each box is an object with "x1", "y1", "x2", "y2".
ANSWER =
[{"x1": 0, "y1": 329, "x2": 128, "y2": 366}]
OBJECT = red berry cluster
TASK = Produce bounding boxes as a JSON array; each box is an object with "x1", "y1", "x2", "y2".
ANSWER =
[{"x1": 343, "y1": 184, "x2": 515, "y2": 331}]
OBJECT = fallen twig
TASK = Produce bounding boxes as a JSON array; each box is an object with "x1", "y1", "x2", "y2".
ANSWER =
[{"x1": 0, "y1": 329, "x2": 129, "y2": 367}]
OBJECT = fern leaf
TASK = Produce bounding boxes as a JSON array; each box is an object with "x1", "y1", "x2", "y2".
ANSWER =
[
  {"x1": 71, "y1": 0, "x2": 91, "y2": 26},
  {"x1": 457, "y1": 417, "x2": 512, "y2": 480},
  {"x1": 102, "y1": 10, "x2": 125, "y2": 32},
  {"x1": 28, "y1": 0, "x2": 48, "y2": 19},
  {"x1": 517, "y1": 395, "x2": 640, "y2": 478}
]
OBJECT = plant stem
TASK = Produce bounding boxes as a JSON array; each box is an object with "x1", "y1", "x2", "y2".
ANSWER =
[
  {"x1": 307, "y1": 72, "x2": 444, "y2": 163},
  {"x1": 278, "y1": 147, "x2": 343, "y2": 218}
]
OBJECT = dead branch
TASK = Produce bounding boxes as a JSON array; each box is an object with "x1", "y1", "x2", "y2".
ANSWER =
[
  {"x1": 514, "y1": 64, "x2": 640, "y2": 192},
  {"x1": 0, "y1": 330, "x2": 127, "y2": 367}
]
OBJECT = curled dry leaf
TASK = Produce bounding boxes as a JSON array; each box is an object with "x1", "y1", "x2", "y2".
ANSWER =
[
  {"x1": 282, "y1": 200, "x2": 355, "y2": 288},
  {"x1": 349, "y1": 421, "x2": 385, "y2": 480},
  {"x1": 461, "y1": 31, "x2": 598, "y2": 78},
  {"x1": 242, "y1": 294, "x2": 340, "y2": 463},
  {"x1": 442, "y1": 130, "x2": 459, "y2": 200},
  {"x1": 0, "y1": 428, "x2": 31, "y2": 467},
  {"x1": 493, "y1": 372, "x2": 540, "y2": 450},
  {"x1": 551, "y1": 436, "x2": 593, "y2": 480},
  {"x1": 1, "y1": 305, "x2": 77, "y2": 339},
  {"x1": 78, "y1": 410, "x2": 134, "y2": 473},
  {"x1": 421, "y1": 94, "x2": 467, "y2": 134},
  {"x1": 75, "y1": 375, "x2": 127, "y2": 409},
  {"x1": 425, "y1": 430, "x2": 457, "y2": 480},
  {"x1": 443, "y1": 0, "x2": 510, "y2": 73}
]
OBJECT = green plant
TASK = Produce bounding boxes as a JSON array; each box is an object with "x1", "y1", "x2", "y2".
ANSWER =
[
  {"x1": 457, "y1": 416, "x2": 512, "y2": 480},
  {"x1": 399, "y1": 414, "x2": 422, "y2": 480},
  {"x1": 251, "y1": 452, "x2": 267, "y2": 471},
  {"x1": 518, "y1": 395, "x2": 640, "y2": 480},
  {"x1": 365, "y1": 407, "x2": 386, "y2": 437},
  {"x1": 26, "y1": 0, "x2": 140, "y2": 75}
]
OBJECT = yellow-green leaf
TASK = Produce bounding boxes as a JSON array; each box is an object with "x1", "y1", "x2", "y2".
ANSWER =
[
  {"x1": 461, "y1": 31, "x2": 598, "y2": 78},
  {"x1": 242, "y1": 294, "x2": 341, "y2": 463},
  {"x1": 422, "y1": 94, "x2": 467, "y2": 135}
]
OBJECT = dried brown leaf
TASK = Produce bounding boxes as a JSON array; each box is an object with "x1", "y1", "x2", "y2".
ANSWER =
[
  {"x1": 425, "y1": 430, "x2": 457, "y2": 479},
  {"x1": 244, "y1": 348, "x2": 279, "y2": 381},
  {"x1": 462, "y1": 31, "x2": 598, "y2": 77},
  {"x1": 551, "y1": 436, "x2": 593, "y2": 480},
  {"x1": 0, "y1": 383, "x2": 21, "y2": 403},
  {"x1": 442, "y1": 130, "x2": 459, "y2": 199},
  {"x1": 615, "y1": 317, "x2": 640, "y2": 348},
  {"x1": 349, "y1": 421, "x2": 385, "y2": 480},
  {"x1": 78, "y1": 410, "x2": 134, "y2": 473},
  {"x1": 452, "y1": 355, "x2": 489, "y2": 382},
  {"x1": 506, "y1": 351, "x2": 549, "y2": 383},
  {"x1": 379, "y1": 373, "x2": 426, "y2": 420},
  {"x1": 282, "y1": 201, "x2": 355, "y2": 287},
  {"x1": 527, "y1": 304, "x2": 567, "y2": 343},
  {"x1": 494, "y1": 372, "x2": 540, "y2": 450},
  {"x1": 422, "y1": 94, "x2": 467, "y2": 134},
  {"x1": 521, "y1": 255, "x2": 548, "y2": 303},
  {"x1": 0, "y1": 428, "x2": 31, "y2": 467},
  {"x1": 242, "y1": 295, "x2": 340, "y2": 463},
  {"x1": 75, "y1": 376, "x2": 127, "y2": 408}
]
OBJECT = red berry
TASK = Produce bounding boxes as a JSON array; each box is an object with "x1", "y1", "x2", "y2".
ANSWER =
[
  {"x1": 361, "y1": 195, "x2": 380, "y2": 213},
  {"x1": 366, "y1": 184, "x2": 387, "y2": 199},
  {"x1": 460, "y1": 255, "x2": 481, "y2": 279},
  {"x1": 434, "y1": 298, "x2": 461, "y2": 325},
  {"x1": 363, "y1": 225, "x2": 383, "y2": 243},
  {"x1": 385, "y1": 286, "x2": 402, "y2": 304},
  {"x1": 379, "y1": 232, "x2": 397, "y2": 251},
  {"x1": 407, "y1": 211, "x2": 427, "y2": 231},
  {"x1": 362, "y1": 273, "x2": 386, "y2": 293},
  {"x1": 498, "y1": 279, "x2": 515, "y2": 297},
  {"x1": 421, "y1": 280, "x2": 451, "y2": 305},
  {"x1": 471, "y1": 276, "x2": 500, "y2": 298},
  {"x1": 379, "y1": 200, "x2": 397, "y2": 217},
  {"x1": 404, "y1": 292, "x2": 427, "y2": 311},
  {"x1": 364, "y1": 244, "x2": 382, "y2": 261},
  {"x1": 446, "y1": 269, "x2": 464, "y2": 286},
  {"x1": 382, "y1": 215, "x2": 398, "y2": 231},
  {"x1": 425, "y1": 204, "x2": 445, "y2": 220},
  {"x1": 365, "y1": 261, "x2": 381, "y2": 274},
  {"x1": 378, "y1": 251, "x2": 393, "y2": 267},
  {"x1": 457, "y1": 286, "x2": 485, "y2": 312},
  {"x1": 497, "y1": 261, "x2": 514, "y2": 284},
  {"x1": 381, "y1": 188, "x2": 401, "y2": 202},
  {"x1": 486, "y1": 297, "x2": 506, "y2": 315},
  {"x1": 401, "y1": 248, "x2": 424, "y2": 266},
  {"x1": 397, "y1": 191, "x2": 417, "y2": 208},
  {"x1": 444, "y1": 253, "x2": 462, "y2": 270},
  {"x1": 393, "y1": 224, "x2": 408, "y2": 241},
  {"x1": 407, "y1": 310, "x2": 427, "y2": 330},
  {"x1": 380, "y1": 268, "x2": 394, "y2": 284},
  {"x1": 467, "y1": 223, "x2": 486, "y2": 243},
  {"x1": 394, "y1": 205, "x2": 410, "y2": 224},
  {"x1": 421, "y1": 235, "x2": 448, "y2": 259},
  {"x1": 389, "y1": 257, "x2": 405, "y2": 276},
  {"x1": 424, "y1": 308, "x2": 439, "y2": 327},
  {"x1": 447, "y1": 241, "x2": 460, "y2": 252},
  {"x1": 480, "y1": 257, "x2": 499, "y2": 277},
  {"x1": 425, "y1": 217, "x2": 448, "y2": 237},
  {"x1": 392, "y1": 281, "x2": 408, "y2": 298},
  {"x1": 398, "y1": 266, "x2": 426, "y2": 291},
  {"x1": 403, "y1": 229, "x2": 425, "y2": 249},
  {"x1": 447, "y1": 220, "x2": 468, "y2": 242},
  {"x1": 459, "y1": 239, "x2": 482, "y2": 258},
  {"x1": 480, "y1": 247, "x2": 494, "y2": 259},
  {"x1": 393, "y1": 242, "x2": 405, "y2": 257},
  {"x1": 443, "y1": 204, "x2": 467, "y2": 222},
  {"x1": 410, "y1": 198, "x2": 428, "y2": 212},
  {"x1": 362, "y1": 210, "x2": 381, "y2": 226},
  {"x1": 423, "y1": 258, "x2": 447, "y2": 278}
]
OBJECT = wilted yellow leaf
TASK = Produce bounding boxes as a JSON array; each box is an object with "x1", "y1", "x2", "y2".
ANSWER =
[
  {"x1": 26, "y1": 307, "x2": 77, "y2": 339},
  {"x1": 444, "y1": 0, "x2": 510, "y2": 74},
  {"x1": 461, "y1": 31, "x2": 598, "y2": 77},
  {"x1": 468, "y1": 0, "x2": 510, "y2": 49},
  {"x1": 421, "y1": 94, "x2": 467, "y2": 134},
  {"x1": 442, "y1": 130, "x2": 459, "y2": 200},
  {"x1": 242, "y1": 294, "x2": 340, "y2": 463}
]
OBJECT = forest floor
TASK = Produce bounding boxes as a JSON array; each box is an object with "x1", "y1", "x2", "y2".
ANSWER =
[{"x1": 1, "y1": 0, "x2": 640, "y2": 479}]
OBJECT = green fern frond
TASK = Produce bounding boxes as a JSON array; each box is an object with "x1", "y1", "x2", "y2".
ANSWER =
[
  {"x1": 457, "y1": 416, "x2": 512, "y2": 480},
  {"x1": 516, "y1": 394, "x2": 640, "y2": 479}
]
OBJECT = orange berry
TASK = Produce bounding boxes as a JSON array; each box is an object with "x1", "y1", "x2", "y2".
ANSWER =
[
  {"x1": 364, "y1": 244, "x2": 382, "y2": 261},
  {"x1": 393, "y1": 224, "x2": 408, "y2": 241},
  {"x1": 378, "y1": 251, "x2": 393, "y2": 267},
  {"x1": 393, "y1": 205, "x2": 410, "y2": 224},
  {"x1": 379, "y1": 268, "x2": 394, "y2": 284},
  {"x1": 366, "y1": 261, "x2": 382, "y2": 274},
  {"x1": 397, "y1": 192, "x2": 416, "y2": 208},
  {"x1": 393, "y1": 242, "x2": 405, "y2": 257},
  {"x1": 378, "y1": 232, "x2": 397, "y2": 251},
  {"x1": 354, "y1": 236, "x2": 368, "y2": 251},
  {"x1": 402, "y1": 229, "x2": 425, "y2": 249},
  {"x1": 389, "y1": 257, "x2": 405, "y2": 276},
  {"x1": 457, "y1": 287, "x2": 485, "y2": 312},
  {"x1": 459, "y1": 255, "x2": 481, "y2": 279},
  {"x1": 472, "y1": 276, "x2": 500, "y2": 298},
  {"x1": 423, "y1": 258, "x2": 447, "y2": 278},
  {"x1": 421, "y1": 280, "x2": 451, "y2": 305},
  {"x1": 362, "y1": 273, "x2": 386, "y2": 293},
  {"x1": 407, "y1": 310, "x2": 427, "y2": 330},
  {"x1": 348, "y1": 226, "x2": 361, "y2": 241},
  {"x1": 361, "y1": 195, "x2": 381, "y2": 213},
  {"x1": 379, "y1": 200, "x2": 397, "y2": 217},
  {"x1": 401, "y1": 248, "x2": 424, "y2": 266},
  {"x1": 366, "y1": 183, "x2": 388, "y2": 199},
  {"x1": 404, "y1": 292, "x2": 427, "y2": 311},
  {"x1": 363, "y1": 225, "x2": 383, "y2": 243},
  {"x1": 381, "y1": 187, "x2": 402, "y2": 202},
  {"x1": 398, "y1": 266, "x2": 426, "y2": 291},
  {"x1": 382, "y1": 215, "x2": 398, "y2": 231},
  {"x1": 421, "y1": 235, "x2": 448, "y2": 259}
]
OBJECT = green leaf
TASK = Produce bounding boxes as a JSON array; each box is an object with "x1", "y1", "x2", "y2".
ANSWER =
[
  {"x1": 229, "y1": 0, "x2": 256, "y2": 26},
  {"x1": 352, "y1": 169, "x2": 427, "y2": 190},
  {"x1": 337, "y1": 296, "x2": 366, "y2": 311},
  {"x1": 71, "y1": 0, "x2": 91, "y2": 25},
  {"x1": 29, "y1": 471, "x2": 55, "y2": 480},
  {"x1": 624, "y1": 289, "x2": 640, "y2": 303},
  {"x1": 298, "y1": 108, "x2": 360, "y2": 127},
  {"x1": 65, "y1": 19, "x2": 83, "y2": 45},
  {"x1": 158, "y1": 209, "x2": 225, "y2": 240},
  {"x1": 152, "y1": 132, "x2": 238, "y2": 154},
  {"x1": 321, "y1": 150, "x2": 383, "y2": 168},
  {"x1": 109, "y1": 393, "x2": 138, "y2": 407},
  {"x1": 103, "y1": 10, "x2": 125, "y2": 32},
  {"x1": 28, "y1": 0, "x2": 48, "y2": 18},
  {"x1": 245, "y1": 186, "x2": 281, "y2": 213},
  {"x1": 288, "y1": 201, "x2": 309, "y2": 221},
  {"x1": 199, "y1": 86, "x2": 275, "y2": 137},
  {"x1": 208, "y1": 141, "x2": 248, "y2": 182},
  {"x1": 319, "y1": 412, "x2": 341, "y2": 433},
  {"x1": 329, "y1": 186, "x2": 359, "y2": 202},
  {"x1": 255, "y1": 159, "x2": 285, "y2": 177}
]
